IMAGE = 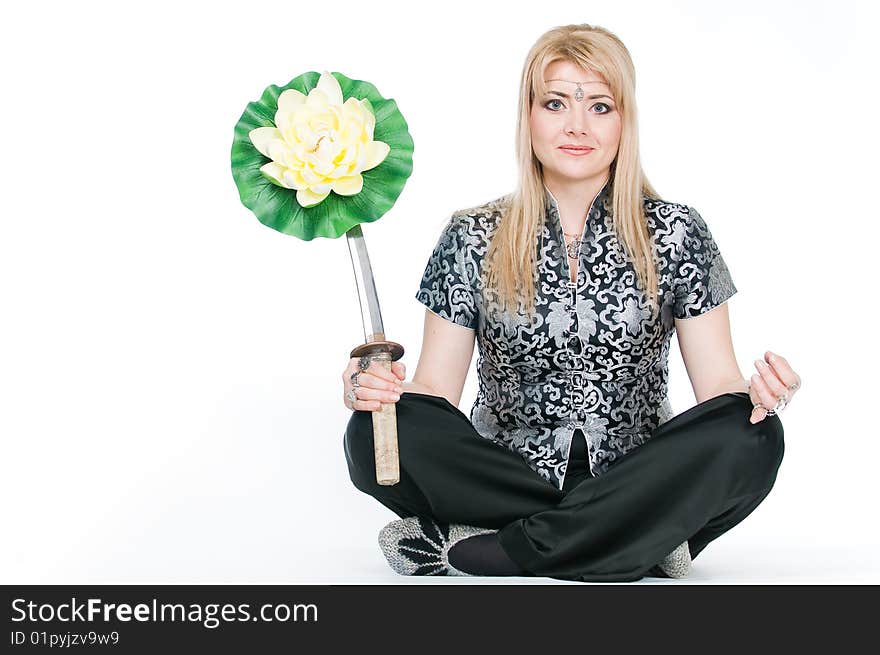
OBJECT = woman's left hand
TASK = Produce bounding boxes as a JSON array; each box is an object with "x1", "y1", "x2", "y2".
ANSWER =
[{"x1": 749, "y1": 350, "x2": 801, "y2": 424}]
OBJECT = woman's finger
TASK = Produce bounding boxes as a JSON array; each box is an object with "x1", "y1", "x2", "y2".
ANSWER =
[
  {"x1": 344, "y1": 357, "x2": 364, "y2": 379},
  {"x1": 360, "y1": 359, "x2": 402, "y2": 385},
  {"x1": 749, "y1": 373, "x2": 778, "y2": 423},
  {"x1": 350, "y1": 383, "x2": 401, "y2": 403},
  {"x1": 761, "y1": 352, "x2": 800, "y2": 410},
  {"x1": 765, "y1": 351, "x2": 801, "y2": 391},
  {"x1": 750, "y1": 372, "x2": 778, "y2": 407},
  {"x1": 754, "y1": 358, "x2": 788, "y2": 399},
  {"x1": 748, "y1": 382, "x2": 767, "y2": 424},
  {"x1": 344, "y1": 357, "x2": 399, "y2": 386},
  {"x1": 344, "y1": 386, "x2": 398, "y2": 411},
  {"x1": 355, "y1": 370, "x2": 404, "y2": 393},
  {"x1": 391, "y1": 361, "x2": 406, "y2": 381},
  {"x1": 344, "y1": 391, "x2": 381, "y2": 412}
]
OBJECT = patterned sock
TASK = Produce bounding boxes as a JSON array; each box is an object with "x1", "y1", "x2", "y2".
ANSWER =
[
  {"x1": 378, "y1": 517, "x2": 499, "y2": 576},
  {"x1": 447, "y1": 532, "x2": 532, "y2": 576},
  {"x1": 657, "y1": 540, "x2": 692, "y2": 578}
]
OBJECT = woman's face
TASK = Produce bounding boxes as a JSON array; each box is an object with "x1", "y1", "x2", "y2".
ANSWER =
[{"x1": 529, "y1": 59, "x2": 622, "y2": 189}]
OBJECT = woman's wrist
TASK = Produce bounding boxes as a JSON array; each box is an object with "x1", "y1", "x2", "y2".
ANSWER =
[{"x1": 712, "y1": 377, "x2": 751, "y2": 397}]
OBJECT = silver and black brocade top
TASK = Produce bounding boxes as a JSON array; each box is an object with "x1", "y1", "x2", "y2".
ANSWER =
[{"x1": 415, "y1": 180, "x2": 737, "y2": 491}]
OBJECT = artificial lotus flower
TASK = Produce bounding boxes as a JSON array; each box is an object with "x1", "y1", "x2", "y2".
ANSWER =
[
  {"x1": 231, "y1": 70, "x2": 413, "y2": 240},
  {"x1": 247, "y1": 70, "x2": 391, "y2": 209}
]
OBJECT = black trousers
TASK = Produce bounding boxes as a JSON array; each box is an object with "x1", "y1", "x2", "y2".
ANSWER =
[{"x1": 343, "y1": 391, "x2": 785, "y2": 582}]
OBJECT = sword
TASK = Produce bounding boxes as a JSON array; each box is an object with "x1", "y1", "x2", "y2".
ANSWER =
[{"x1": 346, "y1": 223, "x2": 404, "y2": 486}]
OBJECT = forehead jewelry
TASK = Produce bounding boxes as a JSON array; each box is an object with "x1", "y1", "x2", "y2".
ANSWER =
[
  {"x1": 545, "y1": 78, "x2": 585, "y2": 102},
  {"x1": 545, "y1": 78, "x2": 605, "y2": 102}
]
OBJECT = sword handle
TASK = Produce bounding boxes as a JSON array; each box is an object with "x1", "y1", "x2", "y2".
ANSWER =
[
  {"x1": 350, "y1": 340, "x2": 405, "y2": 486},
  {"x1": 369, "y1": 352, "x2": 400, "y2": 486}
]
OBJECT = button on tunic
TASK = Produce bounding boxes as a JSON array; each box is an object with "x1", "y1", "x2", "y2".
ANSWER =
[{"x1": 415, "y1": 181, "x2": 737, "y2": 491}]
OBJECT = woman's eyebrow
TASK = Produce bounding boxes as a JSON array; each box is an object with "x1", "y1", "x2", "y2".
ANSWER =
[{"x1": 545, "y1": 90, "x2": 613, "y2": 101}]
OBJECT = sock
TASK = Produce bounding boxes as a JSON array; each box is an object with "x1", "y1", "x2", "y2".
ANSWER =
[{"x1": 447, "y1": 533, "x2": 532, "y2": 576}]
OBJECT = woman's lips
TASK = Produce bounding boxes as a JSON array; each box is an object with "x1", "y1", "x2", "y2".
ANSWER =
[{"x1": 559, "y1": 146, "x2": 594, "y2": 156}]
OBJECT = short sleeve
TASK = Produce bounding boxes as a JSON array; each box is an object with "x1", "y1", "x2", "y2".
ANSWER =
[
  {"x1": 414, "y1": 215, "x2": 479, "y2": 330},
  {"x1": 672, "y1": 206, "x2": 737, "y2": 320}
]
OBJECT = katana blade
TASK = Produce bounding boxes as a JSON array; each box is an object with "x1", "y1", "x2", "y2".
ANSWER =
[{"x1": 345, "y1": 223, "x2": 385, "y2": 343}]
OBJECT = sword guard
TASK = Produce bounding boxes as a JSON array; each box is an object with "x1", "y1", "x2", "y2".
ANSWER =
[{"x1": 349, "y1": 340, "x2": 405, "y2": 361}]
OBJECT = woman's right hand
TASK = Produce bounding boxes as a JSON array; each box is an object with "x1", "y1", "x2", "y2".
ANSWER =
[{"x1": 342, "y1": 354, "x2": 406, "y2": 412}]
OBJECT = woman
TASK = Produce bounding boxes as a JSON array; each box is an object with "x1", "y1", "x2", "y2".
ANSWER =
[{"x1": 341, "y1": 23, "x2": 801, "y2": 582}]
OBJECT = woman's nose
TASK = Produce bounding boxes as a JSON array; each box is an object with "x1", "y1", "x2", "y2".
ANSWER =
[{"x1": 565, "y1": 114, "x2": 589, "y2": 135}]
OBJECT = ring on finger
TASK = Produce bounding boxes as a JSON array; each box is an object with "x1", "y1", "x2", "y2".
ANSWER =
[
  {"x1": 770, "y1": 393, "x2": 788, "y2": 415},
  {"x1": 762, "y1": 393, "x2": 788, "y2": 416},
  {"x1": 350, "y1": 371, "x2": 361, "y2": 388},
  {"x1": 346, "y1": 388, "x2": 358, "y2": 404}
]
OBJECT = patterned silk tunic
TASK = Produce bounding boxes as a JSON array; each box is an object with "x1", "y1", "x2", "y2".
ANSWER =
[{"x1": 415, "y1": 180, "x2": 737, "y2": 491}]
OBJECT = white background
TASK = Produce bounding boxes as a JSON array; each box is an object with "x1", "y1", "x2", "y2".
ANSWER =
[{"x1": 2, "y1": 0, "x2": 877, "y2": 584}]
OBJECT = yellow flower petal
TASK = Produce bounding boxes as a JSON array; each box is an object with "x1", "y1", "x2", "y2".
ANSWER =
[
  {"x1": 362, "y1": 140, "x2": 390, "y2": 170},
  {"x1": 297, "y1": 187, "x2": 330, "y2": 208},
  {"x1": 305, "y1": 87, "x2": 330, "y2": 112},
  {"x1": 316, "y1": 70, "x2": 343, "y2": 106},
  {"x1": 276, "y1": 110, "x2": 293, "y2": 137},
  {"x1": 249, "y1": 127, "x2": 281, "y2": 158},
  {"x1": 314, "y1": 158, "x2": 335, "y2": 176},
  {"x1": 332, "y1": 174, "x2": 363, "y2": 195},
  {"x1": 359, "y1": 99, "x2": 376, "y2": 137},
  {"x1": 282, "y1": 168, "x2": 306, "y2": 190},
  {"x1": 277, "y1": 88, "x2": 306, "y2": 114},
  {"x1": 301, "y1": 166, "x2": 322, "y2": 185},
  {"x1": 267, "y1": 139, "x2": 288, "y2": 164},
  {"x1": 259, "y1": 162, "x2": 286, "y2": 186},
  {"x1": 331, "y1": 161, "x2": 353, "y2": 177}
]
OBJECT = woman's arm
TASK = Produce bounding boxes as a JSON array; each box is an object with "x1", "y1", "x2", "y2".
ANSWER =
[
  {"x1": 403, "y1": 309, "x2": 476, "y2": 407},
  {"x1": 674, "y1": 302, "x2": 749, "y2": 403}
]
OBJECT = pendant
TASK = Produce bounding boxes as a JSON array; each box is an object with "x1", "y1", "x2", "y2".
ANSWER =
[
  {"x1": 574, "y1": 83, "x2": 584, "y2": 102},
  {"x1": 566, "y1": 238, "x2": 581, "y2": 259}
]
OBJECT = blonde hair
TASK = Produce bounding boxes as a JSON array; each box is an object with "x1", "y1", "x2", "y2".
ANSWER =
[{"x1": 483, "y1": 23, "x2": 662, "y2": 320}]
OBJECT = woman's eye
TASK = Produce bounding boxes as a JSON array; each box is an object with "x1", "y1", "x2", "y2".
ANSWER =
[{"x1": 544, "y1": 99, "x2": 614, "y2": 113}]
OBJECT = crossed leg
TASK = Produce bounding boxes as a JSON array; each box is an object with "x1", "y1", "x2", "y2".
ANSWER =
[{"x1": 344, "y1": 391, "x2": 785, "y2": 582}]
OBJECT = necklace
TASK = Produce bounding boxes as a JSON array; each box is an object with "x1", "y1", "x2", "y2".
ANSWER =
[{"x1": 563, "y1": 230, "x2": 584, "y2": 259}]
